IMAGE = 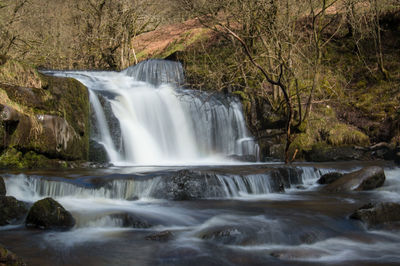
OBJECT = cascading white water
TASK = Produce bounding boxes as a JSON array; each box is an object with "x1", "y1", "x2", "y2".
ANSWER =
[{"x1": 45, "y1": 60, "x2": 259, "y2": 165}]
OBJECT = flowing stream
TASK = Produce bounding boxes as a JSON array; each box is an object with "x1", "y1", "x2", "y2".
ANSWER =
[{"x1": 1, "y1": 163, "x2": 400, "y2": 266}]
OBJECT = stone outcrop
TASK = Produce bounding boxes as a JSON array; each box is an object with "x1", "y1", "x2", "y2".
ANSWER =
[
  {"x1": 350, "y1": 202, "x2": 400, "y2": 228},
  {"x1": 323, "y1": 166, "x2": 385, "y2": 192},
  {"x1": 25, "y1": 197, "x2": 75, "y2": 230},
  {"x1": 0, "y1": 61, "x2": 90, "y2": 168}
]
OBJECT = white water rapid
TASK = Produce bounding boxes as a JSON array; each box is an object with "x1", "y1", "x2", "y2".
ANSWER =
[{"x1": 45, "y1": 60, "x2": 259, "y2": 166}]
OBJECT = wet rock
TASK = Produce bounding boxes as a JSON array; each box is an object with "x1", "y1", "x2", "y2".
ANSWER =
[
  {"x1": 270, "y1": 167, "x2": 303, "y2": 189},
  {"x1": 0, "y1": 176, "x2": 5, "y2": 196},
  {"x1": 317, "y1": 172, "x2": 343, "y2": 185},
  {"x1": 0, "y1": 196, "x2": 28, "y2": 226},
  {"x1": 110, "y1": 213, "x2": 151, "y2": 228},
  {"x1": 0, "y1": 245, "x2": 26, "y2": 266},
  {"x1": 228, "y1": 155, "x2": 257, "y2": 162},
  {"x1": 323, "y1": 166, "x2": 385, "y2": 192},
  {"x1": 156, "y1": 170, "x2": 224, "y2": 200},
  {"x1": 350, "y1": 202, "x2": 400, "y2": 228},
  {"x1": 145, "y1": 230, "x2": 174, "y2": 241},
  {"x1": 270, "y1": 248, "x2": 329, "y2": 260},
  {"x1": 25, "y1": 197, "x2": 75, "y2": 230},
  {"x1": 89, "y1": 139, "x2": 109, "y2": 163},
  {"x1": 197, "y1": 226, "x2": 241, "y2": 243}
]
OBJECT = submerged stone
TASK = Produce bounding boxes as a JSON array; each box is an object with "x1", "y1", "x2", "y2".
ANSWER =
[
  {"x1": 145, "y1": 230, "x2": 174, "y2": 241},
  {"x1": 323, "y1": 166, "x2": 385, "y2": 192},
  {"x1": 25, "y1": 197, "x2": 75, "y2": 230},
  {"x1": 110, "y1": 213, "x2": 151, "y2": 228},
  {"x1": 350, "y1": 202, "x2": 400, "y2": 228}
]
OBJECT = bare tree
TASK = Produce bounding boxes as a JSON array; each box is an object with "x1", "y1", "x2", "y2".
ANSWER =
[{"x1": 0, "y1": 0, "x2": 28, "y2": 62}]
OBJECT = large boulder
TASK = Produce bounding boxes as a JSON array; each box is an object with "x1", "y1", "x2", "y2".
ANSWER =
[
  {"x1": 323, "y1": 166, "x2": 385, "y2": 192},
  {"x1": 0, "y1": 196, "x2": 28, "y2": 226},
  {"x1": 350, "y1": 202, "x2": 400, "y2": 228},
  {"x1": 25, "y1": 197, "x2": 75, "y2": 230},
  {"x1": 0, "y1": 176, "x2": 5, "y2": 196},
  {"x1": 0, "y1": 245, "x2": 26, "y2": 266},
  {"x1": 317, "y1": 172, "x2": 343, "y2": 185},
  {"x1": 0, "y1": 61, "x2": 90, "y2": 168}
]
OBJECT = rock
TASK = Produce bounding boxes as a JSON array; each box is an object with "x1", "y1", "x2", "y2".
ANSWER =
[
  {"x1": 323, "y1": 166, "x2": 385, "y2": 192},
  {"x1": 0, "y1": 245, "x2": 26, "y2": 266},
  {"x1": 227, "y1": 155, "x2": 257, "y2": 162},
  {"x1": 145, "y1": 230, "x2": 174, "y2": 241},
  {"x1": 0, "y1": 196, "x2": 28, "y2": 226},
  {"x1": 270, "y1": 167, "x2": 303, "y2": 189},
  {"x1": 350, "y1": 202, "x2": 400, "y2": 228},
  {"x1": 0, "y1": 62, "x2": 90, "y2": 168},
  {"x1": 198, "y1": 226, "x2": 240, "y2": 243},
  {"x1": 0, "y1": 176, "x2": 5, "y2": 196},
  {"x1": 89, "y1": 139, "x2": 109, "y2": 163},
  {"x1": 270, "y1": 248, "x2": 328, "y2": 260},
  {"x1": 110, "y1": 213, "x2": 151, "y2": 228},
  {"x1": 25, "y1": 197, "x2": 75, "y2": 230},
  {"x1": 306, "y1": 145, "x2": 366, "y2": 162},
  {"x1": 154, "y1": 170, "x2": 224, "y2": 200},
  {"x1": 317, "y1": 172, "x2": 343, "y2": 185}
]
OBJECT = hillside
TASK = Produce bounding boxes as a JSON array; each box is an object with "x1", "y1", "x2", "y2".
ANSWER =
[{"x1": 1, "y1": 0, "x2": 400, "y2": 164}]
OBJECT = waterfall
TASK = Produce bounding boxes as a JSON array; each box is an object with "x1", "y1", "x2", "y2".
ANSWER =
[
  {"x1": 3, "y1": 167, "x2": 326, "y2": 202},
  {"x1": 44, "y1": 60, "x2": 259, "y2": 165}
]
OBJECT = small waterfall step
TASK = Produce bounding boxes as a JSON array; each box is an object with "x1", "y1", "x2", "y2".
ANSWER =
[{"x1": 3, "y1": 166, "x2": 330, "y2": 201}]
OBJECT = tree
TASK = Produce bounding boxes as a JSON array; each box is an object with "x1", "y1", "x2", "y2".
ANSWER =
[
  {"x1": 74, "y1": 0, "x2": 159, "y2": 69},
  {"x1": 175, "y1": 0, "x2": 345, "y2": 163},
  {"x1": 0, "y1": 0, "x2": 28, "y2": 62}
]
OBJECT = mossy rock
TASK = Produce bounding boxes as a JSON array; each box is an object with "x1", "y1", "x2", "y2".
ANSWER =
[
  {"x1": 0, "y1": 148, "x2": 61, "y2": 169},
  {"x1": 0, "y1": 61, "x2": 90, "y2": 166},
  {"x1": 0, "y1": 196, "x2": 29, "y2": 226},
  {"x1": 0, "y1": 245, "x2": 26, "y2": 266},
  {"x1": 25, "y1": 197, "x2": 75, "y2": 230}
]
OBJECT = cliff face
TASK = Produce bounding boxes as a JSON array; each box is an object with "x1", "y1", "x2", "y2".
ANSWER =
[{"x1": 0, "y1": 60, "x2": 89, "y2": 168}]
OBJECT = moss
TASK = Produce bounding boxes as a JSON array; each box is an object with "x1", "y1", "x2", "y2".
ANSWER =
[
  {"x1": 327, "y1": 123, "x2": 370, "y2": 146},
  {"x1": 0, "y1": 148, "x2": 55, "y2": 169},
  {"x1": 0, "y1": 60, "x2": 45, "y2": 88},
  {"x1": 158, "y1": 28, "x2": 211, "y2": 59},
  {"x1": 0, "y1": 148, "x2": 24, "y2": 168}
]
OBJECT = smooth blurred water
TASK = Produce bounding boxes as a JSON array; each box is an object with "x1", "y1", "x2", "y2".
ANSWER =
[{"x1": 1, "y1": 163, "x2": 400, "y2": 266}]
